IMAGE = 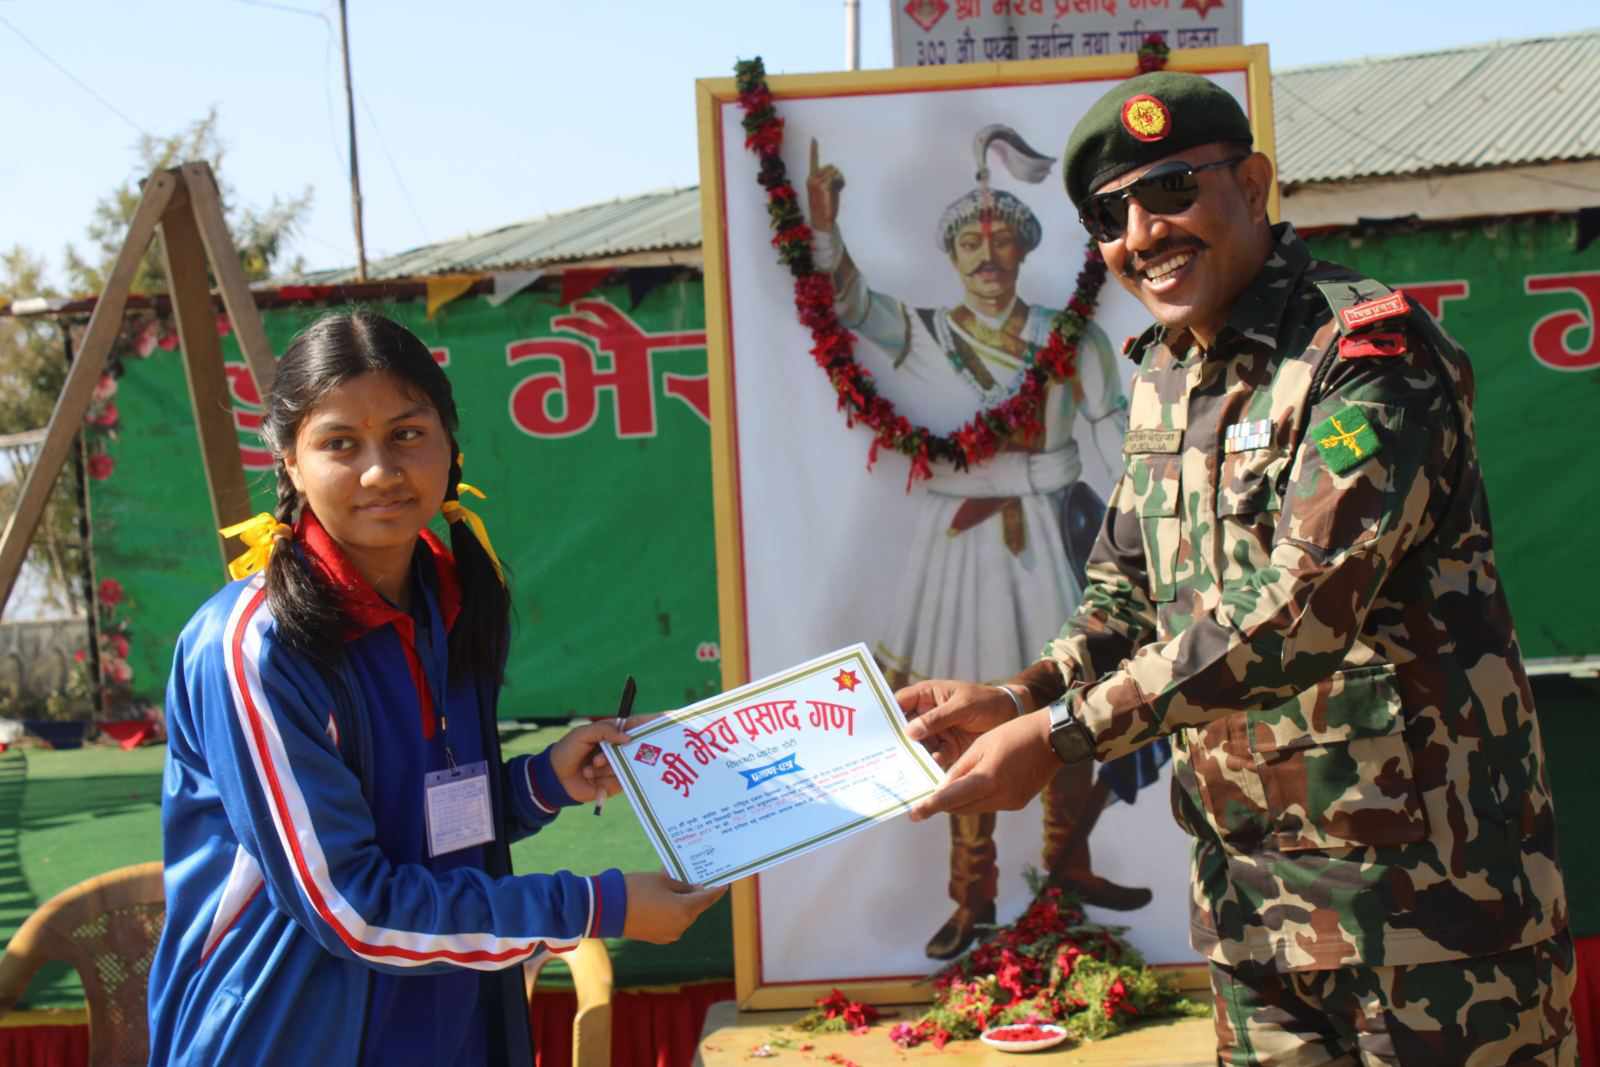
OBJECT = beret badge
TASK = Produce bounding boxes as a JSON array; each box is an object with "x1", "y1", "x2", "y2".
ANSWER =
[{"x1": 1120, "y1": 94, "x2": 1171, "y2": 143}]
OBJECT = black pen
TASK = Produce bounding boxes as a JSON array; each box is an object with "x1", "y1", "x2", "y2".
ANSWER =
[{"x1": 593, "y1": 675, "x2": 636, "y2": 816}]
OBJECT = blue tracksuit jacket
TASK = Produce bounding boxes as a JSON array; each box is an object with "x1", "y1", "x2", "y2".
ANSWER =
[{"x1": 147, "y1": 518, "x2": 625, "y2": 1065}]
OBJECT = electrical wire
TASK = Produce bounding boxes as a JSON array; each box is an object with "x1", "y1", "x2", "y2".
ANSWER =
[
  {"x1": 0, "y1": 12, "x2": 149, "y2": 137},
  {"x1": 357, "y1": 92, "x2": 432, "y2": 246}
]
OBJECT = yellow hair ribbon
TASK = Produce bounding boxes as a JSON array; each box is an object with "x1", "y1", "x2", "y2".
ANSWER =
[
  {"x1": 441, "y1": 489, "x2": 502, "y2": 579},
  {"x1": 220, "y1": 512, "x2": 293, "y2": 581},
  {"x1": 444, "y1": 454, "x2": 504, "y2": 582}
]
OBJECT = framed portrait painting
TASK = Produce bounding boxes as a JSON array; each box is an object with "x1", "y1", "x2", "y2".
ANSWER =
[{"x1": 697, "y1": 45, "x2": 1276, "y2": 1009}]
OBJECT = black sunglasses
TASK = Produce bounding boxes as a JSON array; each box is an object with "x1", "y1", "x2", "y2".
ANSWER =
[{"x1": 1080, "y1": 156, "x2": 1248, "y2": 241}]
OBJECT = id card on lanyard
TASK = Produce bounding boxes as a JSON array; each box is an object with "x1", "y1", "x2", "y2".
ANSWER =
[{"x1": 424, "y1": 761, "x2": 495, "y2": 858}]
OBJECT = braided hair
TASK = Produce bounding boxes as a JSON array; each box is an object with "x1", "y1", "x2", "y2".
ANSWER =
[{"x1": 259, "y1": 309, "x2": 511, "y2": 681}]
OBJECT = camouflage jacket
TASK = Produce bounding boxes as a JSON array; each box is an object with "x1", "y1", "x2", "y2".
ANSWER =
[{"x1": 1041, "y1": 223, "x2": 1566, "y2": 972}]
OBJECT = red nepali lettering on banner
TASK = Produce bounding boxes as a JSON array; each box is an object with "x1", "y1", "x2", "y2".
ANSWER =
[
  {"x1": 506, "y1": 299, "x2": 707, "y2": 439},
  {"x1": 805, "y1": 701, "x2": 856, "y2": 736},
  {"x1": 663, "y1": 373, "x2": 711, "y2": 424},
  {"x1": 1525, "y1": 272, "x2": 1600, "y2": 372},
  {"x1": 1056, "y1": 0, "x2": 1116, "y2": 15},
  {"x1": 1397, "y1": 281, "x2": 1469, "y2": 324},
  {"x1": 223, "y1": 364, "x2": 274, "y2": 471}
]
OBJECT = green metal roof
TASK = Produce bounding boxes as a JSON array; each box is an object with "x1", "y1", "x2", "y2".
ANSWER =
[
  {"x1": 288, "y1": 185, "x2": 701, "y2": 284},
  {"x1": 1274, "y1": 28, "x2": 1600, "y2": 186},
  {"x1": 283, "y1": 30, "x2": 1600, "y2": 285}
]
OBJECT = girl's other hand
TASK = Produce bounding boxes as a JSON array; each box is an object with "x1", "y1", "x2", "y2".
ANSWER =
[
  {"x1": 621, "y1": 872, "x2": 727, "y2": 944},
  {"x1": 547, "y1": 719, "x2": 629, "y2": 803}
]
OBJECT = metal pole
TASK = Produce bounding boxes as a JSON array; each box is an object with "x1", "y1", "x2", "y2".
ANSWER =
[
  {"x1": 338, "y1": 0, "x2": 368, "y2": 282},
  {"x1": 845, "y1": 0, "x2": 860, "y2": 70}
]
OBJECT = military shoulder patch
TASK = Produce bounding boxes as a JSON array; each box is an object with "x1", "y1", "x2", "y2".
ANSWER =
[
  {"x1": 1310, "y1": 405, "x2": 1381, "y2": 474},
  {"x1": 1339, "y1": 331, "x2": 1407, "y2": 359},
  {"x1": 1337, "y1": 292, "x2": 1409, "y2": 332}
]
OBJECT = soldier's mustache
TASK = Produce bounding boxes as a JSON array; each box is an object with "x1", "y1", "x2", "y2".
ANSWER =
[
  {"x1": 966, "y1": 261, "x2": 1007, "y2": 276},
  {"x1": 1124, "y1": 239, "x2": 1207, "y2": 279}
]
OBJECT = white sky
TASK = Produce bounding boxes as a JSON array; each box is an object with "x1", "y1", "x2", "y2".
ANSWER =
[{"x1": 0, "y1": 1, "x2": 1596, "y2": 289}]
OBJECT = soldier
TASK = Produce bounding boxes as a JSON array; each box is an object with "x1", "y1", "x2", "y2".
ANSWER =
[
  {"x1": 806, "y1": 127, "x2": 1163, "y2": 960},
  {"x1": 899, "y1": 72, "x2": 1574, "y2": 1064}
]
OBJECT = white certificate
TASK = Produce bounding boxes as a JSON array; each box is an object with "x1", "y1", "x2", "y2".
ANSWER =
[{"x1": 603, "y1": 643, "x2": 944, "y2": 887}]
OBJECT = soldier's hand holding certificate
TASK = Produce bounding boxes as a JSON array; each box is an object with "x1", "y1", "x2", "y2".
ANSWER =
[{"x1": 601, "y1": 644, "x2": 944, "y2": 887}]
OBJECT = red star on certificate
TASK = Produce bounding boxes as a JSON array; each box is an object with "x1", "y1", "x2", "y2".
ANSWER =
[
  {"x1": 833, "y1": 669, "x2": 861, "y2": 692},
  {"x1": 1182, "y1": 0, "x2": 1223, "y2": 19}
]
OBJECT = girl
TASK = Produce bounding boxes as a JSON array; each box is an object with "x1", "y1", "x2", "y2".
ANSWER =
[{"x1": 147, "y1": 310, "x2": 722, "y2": 1066}]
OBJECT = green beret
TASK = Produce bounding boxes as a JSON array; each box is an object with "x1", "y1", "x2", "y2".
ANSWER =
[{"x1": 1061, "y1": 72, "x2": 1253, "y2": 210}]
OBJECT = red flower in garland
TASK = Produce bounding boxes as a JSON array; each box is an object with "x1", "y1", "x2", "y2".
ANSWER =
[
  {"x1": 732, "y1": 56, "x2": 1109, "y2": 489},
  {"x1": 89, "y1": 401, "x2": 120, "y2": 428},
  {"x1": 814, "y1": 988, "x2": 880, "y2": 1030},
  {"x1": 1137, "y1": 33, "x2": 1171, "y2": 73},
  {"x1": 1102, "y1": 977, "x2": 1139, "y2": 1020},
  {"x1": 87, "y1": 453, "x2": 115, "y2": 480},
  {"x1": 98, "y1": 577, "x2": 124, "y2": 607}
]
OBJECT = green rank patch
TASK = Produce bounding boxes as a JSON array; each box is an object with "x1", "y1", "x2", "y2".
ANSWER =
[{"x1": 1310, "y1": 405, "x2": 1381, "y2": 474}]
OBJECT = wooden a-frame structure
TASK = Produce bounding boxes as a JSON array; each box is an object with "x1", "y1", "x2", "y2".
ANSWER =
[{"x1": 0, "y1": 162, "x2": 277, "y2": 619}]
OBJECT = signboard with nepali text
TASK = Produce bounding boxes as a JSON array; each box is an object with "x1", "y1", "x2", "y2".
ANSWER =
[
  {"x1": 90, "y1": 278, "x2": 723, "y2": 719},
  {"x1": 892, "y1": 0, "x2": 1242, "y2": 68}
]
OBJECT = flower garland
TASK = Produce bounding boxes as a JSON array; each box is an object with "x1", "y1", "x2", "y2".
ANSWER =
[{"x1": 734, "y1": 57, "x2": 1108, "y2": 488}]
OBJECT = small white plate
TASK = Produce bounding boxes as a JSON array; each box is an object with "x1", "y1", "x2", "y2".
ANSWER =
[{"x1": 978, "y1": 1023, "x2": 1070, "y2": 1052}]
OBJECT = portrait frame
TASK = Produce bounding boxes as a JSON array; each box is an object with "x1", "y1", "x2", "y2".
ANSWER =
[{"x1": 696, "y1": 45, "x2": 1276, "y2": 1010}]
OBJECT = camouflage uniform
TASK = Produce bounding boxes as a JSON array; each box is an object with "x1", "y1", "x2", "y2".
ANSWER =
[{"x1": 1040, "y1": 223, "x2": 1573, "y2": 1060}]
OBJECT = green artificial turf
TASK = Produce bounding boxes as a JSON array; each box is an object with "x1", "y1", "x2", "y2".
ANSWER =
[{"x1": 0, "y1": 725, "x2": 731, "y2": 1011}]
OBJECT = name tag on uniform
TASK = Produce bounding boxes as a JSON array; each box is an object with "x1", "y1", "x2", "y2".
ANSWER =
[
  {"x1": 1224, "y1": 418, "x2": 1273, "y2": 453},
  {"x1": 424, "y1": 761, "x2": 495, "y2": 858},
  {"x1": 1123, "y1": 429, "x2": 1183, "y2": 454}
]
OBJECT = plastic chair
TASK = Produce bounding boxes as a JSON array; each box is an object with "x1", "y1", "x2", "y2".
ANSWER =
[
  {"x1": 0, "y1": 861, "x2": 165, "y2": 1067},
  {"x1": 526, "y1": 938, "x2": 615, "y2": 1067}
]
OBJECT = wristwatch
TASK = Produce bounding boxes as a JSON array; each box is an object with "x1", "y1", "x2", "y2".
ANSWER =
[{"x1": 1047, "y1": 697, "x2": 1095, "y2": 764}]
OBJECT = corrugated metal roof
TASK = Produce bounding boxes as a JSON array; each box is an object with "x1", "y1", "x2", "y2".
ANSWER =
[
  {"x1": 1274, "y1": 28, "x2": 1600, "y2": 186},
  {"x1": 288, "y1": 185, "x2": 701, "y2": 284},
  {"x1": 280, "y1": 31, "x2": 1600, "y2": 285}
]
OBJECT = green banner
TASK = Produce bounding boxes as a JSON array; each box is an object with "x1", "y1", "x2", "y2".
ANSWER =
[
  {"x1": 1305, "y1": 216, "x2": 1600, "y2": 662},
  {"x1": 93, "y1": 280, "x2": 723, "y2": 718},
  {"x1": 91, "y1": 218, "x2": 1600, "y2": 720}
]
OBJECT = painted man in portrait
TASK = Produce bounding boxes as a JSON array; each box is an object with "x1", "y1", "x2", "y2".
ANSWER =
[{"x1": 806, "y1": 126, "x2": 1167, "y2": 959}]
